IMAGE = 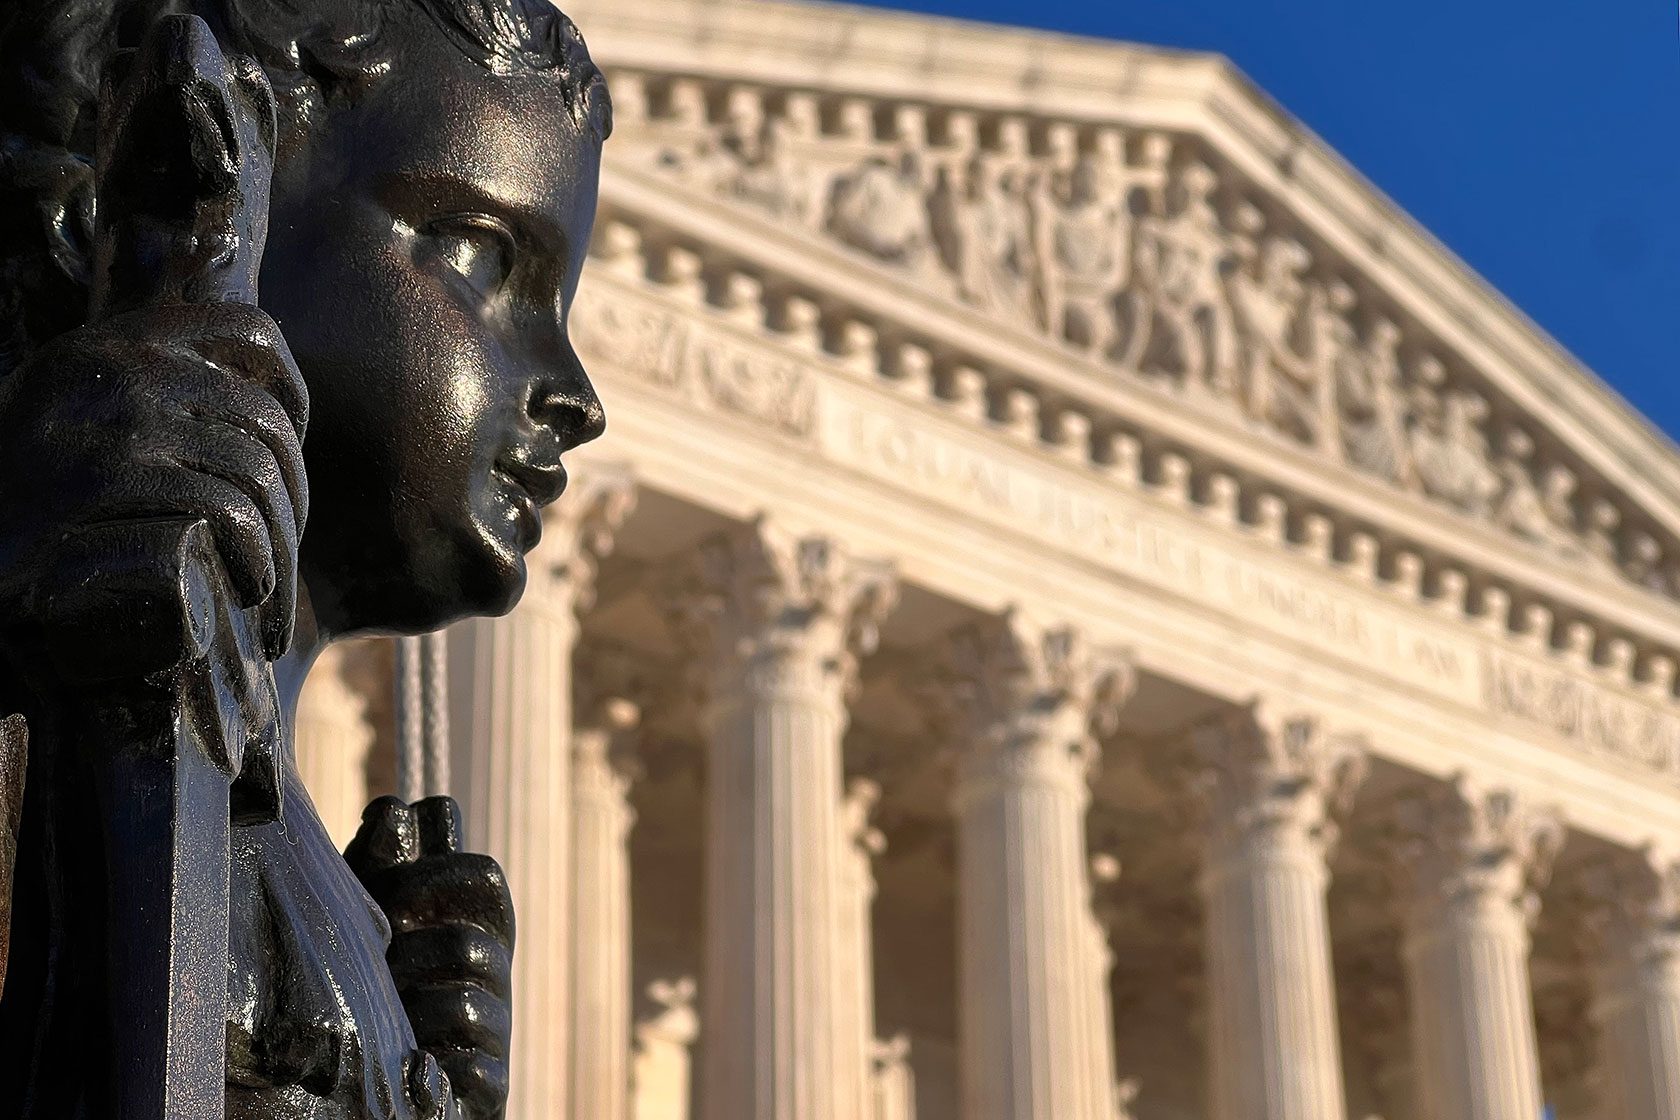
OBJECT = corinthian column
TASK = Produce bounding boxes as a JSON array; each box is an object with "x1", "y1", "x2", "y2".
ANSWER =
[
  {"x1": 292, "y1": 642, "x2": 375, "y2": 847},
  {"x1": 671, "y1": 516, "x2": 897, "y2": 1120},
  {"x1": 1190, "y1": 706, "x2": 1364, "y2": 1120},
  {"x1": 1395, "y1": 777, "x2": 1560, "y2": 1120},
  {"x1": 447, "y1": 468, "x2": 636, "y2": 1120},
  {"x1": 569, "y1": 655, "x2": 644, "y2": 1120},
  {"x1": 943, "y1": 609, "x2": 1132, "y2": 1120},
  {"x1": 1581, "y1": 850, "x2": 1680, "y2": 1120}
]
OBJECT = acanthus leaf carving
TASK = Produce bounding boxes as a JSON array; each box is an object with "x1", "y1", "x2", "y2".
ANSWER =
[
  {"x1": 1577, "y1": 846, "x2": 1680, "y2": 970},
  {"x1": 1186, "y1": 703, "x2": 1368, "y2": 864},
  {"x1": 664, "y1": 514, "x2": 899, "y2": 699},
  {"x1": 1391, "y1": 775, "x2": 1564, "y2": 928},
  {"x1": 936, "y1": 607, "x2": 1135, "y2": 797}
]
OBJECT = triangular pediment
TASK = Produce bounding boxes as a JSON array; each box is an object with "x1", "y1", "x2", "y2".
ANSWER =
[{"x1": 566, "y1": 0, "x2": 1680, "y2": 646}]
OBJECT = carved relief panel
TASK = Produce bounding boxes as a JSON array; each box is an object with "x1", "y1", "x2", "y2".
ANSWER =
[{"x1": 606, "y1": 69, "x2": 1680, "y2": 609}]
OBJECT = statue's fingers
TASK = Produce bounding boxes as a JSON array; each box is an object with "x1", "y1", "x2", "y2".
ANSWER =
[
  {"x1": 387, "y1": 925, "x2": 512, "y2": 1001},
  {"x1": 429, "y1": 1047, "x2": 509, "y2": 1120},
  {"x1": 165, "y1": 369, "x2": 308, "y2": 540},
  {"x1": 377, "y1": 853, "x2": 514, "y2": 948},
  {"x1": 104, "y1": 460, "x2": 276, "y2": 609},
  {"x1": 345, "y1": 796, "x2": 421, "y2": 873},
  {"x1": 162, "y1": 303, "x2": 308, "y2": 438},
  {"x1": 401, "y1": 984, "x2": 511, "y2": 1059},
  {"x1": 413, "y1": 796, "x2": 465, "y2": 857},
  {"x1": 162, "y1": 416, "x2": 298, "y2": 657}
]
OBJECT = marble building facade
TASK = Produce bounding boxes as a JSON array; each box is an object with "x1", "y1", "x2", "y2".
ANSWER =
[{"x1": 292, "y1": 1, "x2": 1680, "y2": 1117}]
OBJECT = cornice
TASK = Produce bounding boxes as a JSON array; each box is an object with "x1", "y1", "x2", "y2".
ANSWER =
[{"x1": 566, "y1": 0, "x2": 1225, "y2": 111}]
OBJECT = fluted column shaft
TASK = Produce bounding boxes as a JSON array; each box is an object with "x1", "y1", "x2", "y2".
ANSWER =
[
  {"x1": 292, "y1": 642, "x2": 374, "y2": 847},
  {"x1": 945, "y1": 611, "x2": 1131, "y2": 1120},
  {"x1": 569, "y1": 697, "x2": 640, "y2": 1120},
  {"x1": 1584, "y1": 855, "x2": 1680, "y2": 1120},
  {"x1": 1193, "y1": 711, "x2": 1361, "y2": 1120},
  {"x1": 677, "y1": 520, "x2": 896, "y2": 1120},
  {"x1": 954, "y1": 730, "x2": 1100, "y2": 1120},
  {"x1": 448, "y1": 472, "x2": 635, "y2": 1120},
  {"x1": 1397, "y1": 780, "x2": 1558, "y2": 1120},
  {"x1": 706, "y1": 635, "x2": 850, "y2": 1120}
]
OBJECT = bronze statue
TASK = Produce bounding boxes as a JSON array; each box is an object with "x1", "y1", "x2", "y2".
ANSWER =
[{"x1": 0, "y1": 1, "x2": 609, "y2": 1116}]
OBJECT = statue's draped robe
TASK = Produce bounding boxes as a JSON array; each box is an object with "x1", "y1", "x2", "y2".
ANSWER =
[
  {"x1": 0, "y1": 721, "x2": 464, "y2": 1120},
  {"x1": 228, "y1": 760, "x2": 464, "y2": 1119}
]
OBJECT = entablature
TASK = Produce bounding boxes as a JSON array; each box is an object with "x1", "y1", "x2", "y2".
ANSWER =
[{"x1": 568, "y1": 243, "x2": 1680, "y2": 844}]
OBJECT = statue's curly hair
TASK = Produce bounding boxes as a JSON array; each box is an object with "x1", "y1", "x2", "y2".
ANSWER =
[{"x1": 0, "y1": 0, "x2": 611, "y2": 374}]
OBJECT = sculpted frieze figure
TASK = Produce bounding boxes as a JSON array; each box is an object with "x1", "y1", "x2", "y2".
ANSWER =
[
  {"x1": 662, "y1": 92, "x2": 816, "y2": 225},
  {"x1": 1491, "y1": 429, "x2": 1586, "y2": 559},
  {"x1": 931, "y1": 151, "x2": 1038, "y2": 324},
  {"x1": 0, "y1": 1, "x2": 610, "y2": 1116},
  {"x1": 630, "y1": 87, "x2": 1679, "y2": 603},
  {"x1": 1581, "y1": 496, "x2": 1623, "y2": 574},
  {"x1": 1622, "y1": 531, "x2": 1674, "y2": 595},
  {"x1": 1031, "y1": 151, "x2": 1130, "y2": 352},
  {"x1": 1223, "y1": 213, "x2": 1325, "y2": 447},
  {"x1": 826, "y1": 146, "x2": 941, "y2": 273},
  {"x1": 1121, "y1": 162, "x2": 1240, "y2": 395},
  {"x1": 1337, "y1": 319, "x2": 1414, "y2": 486},
  {"x1": 1406, "y1": 356, "x2": 1501, "y2": 517}
]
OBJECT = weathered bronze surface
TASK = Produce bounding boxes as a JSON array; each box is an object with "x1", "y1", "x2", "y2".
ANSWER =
[{"x1": 0, "y1": 1, "x2": 609, "y2": 1116}]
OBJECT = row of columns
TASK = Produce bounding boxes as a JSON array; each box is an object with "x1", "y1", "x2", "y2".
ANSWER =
[{"x1": 292, "y1": 485, "x2": 1680, "y2": 1120}]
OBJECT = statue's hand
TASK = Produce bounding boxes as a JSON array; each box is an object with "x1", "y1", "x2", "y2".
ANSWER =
[
  {"x1": 0, "y1": 301, "x2": 308, "y2": 670},
  {"x1": 346, "y1": 796, "x2": 515, "y2": 1120}
]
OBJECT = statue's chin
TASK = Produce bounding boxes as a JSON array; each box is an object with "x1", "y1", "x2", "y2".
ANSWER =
[{"x1": 300, "y1": 533, "x2": 526, "y2": 640}]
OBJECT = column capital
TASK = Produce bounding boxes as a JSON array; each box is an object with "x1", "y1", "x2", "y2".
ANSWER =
[
  {"x1": 940, "y1": 607, "x2": 1134, "y2": 798},
  {"x1": 572, "y1": 642, "x2": 649, "y2": 778},
  {"x1": 666, "y1": 514, "x2": 898, "y2": 694},
  {"x1": 1394, "y1": 775, "x2": 1563, "y2": 929},
  {"x1": 1579, "y1": 846, "x2": 1680, "y2": 970},
  {"x1": 533, "y1": 462, "x2": 638, "y2": 611},
  {"x1": 1188, "y1": 704, "x2": 1367, "y2": 865}
]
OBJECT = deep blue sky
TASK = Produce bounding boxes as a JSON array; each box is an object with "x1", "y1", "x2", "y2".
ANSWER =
[{"x1": 849, "y1": 0, "x2": 1680, "y2": 442}]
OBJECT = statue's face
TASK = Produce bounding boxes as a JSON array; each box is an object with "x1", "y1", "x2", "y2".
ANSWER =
[{"x1": 259, "y1": 21, "x2": 606, "y2": 636}]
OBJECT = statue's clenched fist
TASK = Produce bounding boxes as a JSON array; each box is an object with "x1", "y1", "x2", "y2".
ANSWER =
[
  {"x1": 346, "y1": 796, "x2": 515, "y2": 1120},
  {"x1": 0, "y1": 301, "x2": 308, "y2": 663}
]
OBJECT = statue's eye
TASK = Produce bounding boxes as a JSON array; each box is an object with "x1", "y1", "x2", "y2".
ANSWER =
[{"x1": 428, "y1": 214, "x2": 516, "y2": 299}]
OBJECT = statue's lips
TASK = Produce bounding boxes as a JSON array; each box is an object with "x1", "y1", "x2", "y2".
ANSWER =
[{"x1": 493, "y1": 456, "x2": 568, "y2": 509}]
